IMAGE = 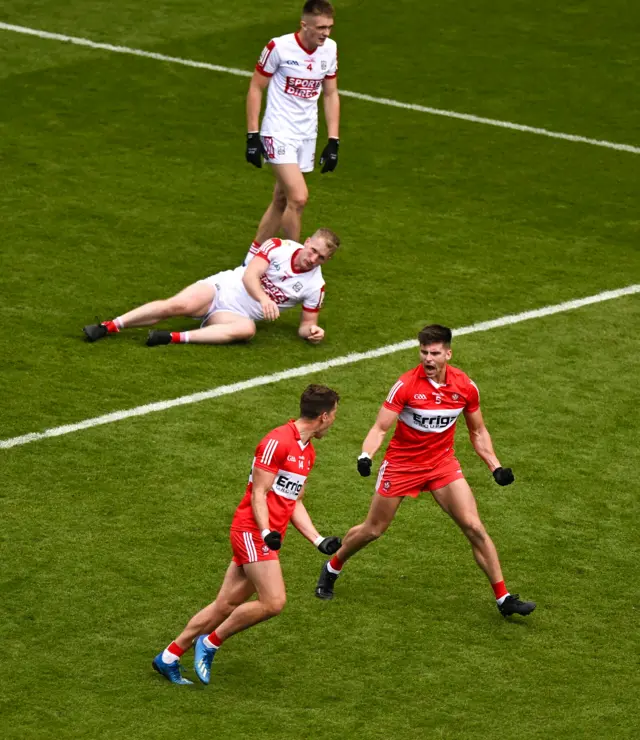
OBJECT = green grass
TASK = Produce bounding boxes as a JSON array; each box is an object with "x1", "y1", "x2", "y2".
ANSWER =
[{"x1": 1, "y1": 1, "x2": 639, "y2": 738}]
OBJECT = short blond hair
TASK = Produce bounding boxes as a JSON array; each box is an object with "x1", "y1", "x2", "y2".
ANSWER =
[{"x1": 313, "y1": 228, "x2": 340, "y2": 251}]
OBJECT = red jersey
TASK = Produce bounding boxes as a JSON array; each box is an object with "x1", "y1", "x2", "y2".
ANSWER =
[
  {"x1": 382, "y1": 364, "x2": 480, "y2": 471},
  {"x1": 231, "y1": 420, "x2": 316, "y2": 538}
]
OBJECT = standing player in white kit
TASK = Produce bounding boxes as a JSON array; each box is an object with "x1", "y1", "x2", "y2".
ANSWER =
[{"x1": 244, "y1": 0, "x2": 340, "y2": 265}]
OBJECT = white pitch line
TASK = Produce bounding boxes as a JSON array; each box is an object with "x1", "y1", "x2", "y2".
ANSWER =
[
  {"x1": 1, "y1": 21, "x2": 639, "y2": 156},
  {"x1": 1, "y1": 284, "x2": 638, "y2": 451}
]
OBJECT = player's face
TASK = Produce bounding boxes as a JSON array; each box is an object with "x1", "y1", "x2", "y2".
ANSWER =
[
  {"x1": 297, "y1": 239, "x2": 334, "y2": 271},
  {"x1": 314, "y1": 403, "x2": 338, "y2": 438},
  {"x1": 419, "y1": 343, "x2": 451, "y2": 381},
  {"x1": 300, "y1": 14, "x2": 334, "y2": 47}
]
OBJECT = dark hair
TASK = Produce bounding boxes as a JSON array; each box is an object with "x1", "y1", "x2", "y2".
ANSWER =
[
  {"x1": 302, "y1": 0, "x2": 335, "y2": 17},
  {"x1": 418, "y1": 324, "x2": 452, "y2": 347},
  {"x1": 300, "y1": 384, "x2": 340, "y2": 418}
]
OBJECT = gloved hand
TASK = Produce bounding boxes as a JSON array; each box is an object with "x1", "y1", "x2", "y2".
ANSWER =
[
  {"x1": 317, "y1": 536, "x2": 342, "y2": 555},
  {"x1": 493, "y1": 467, "x2": 515, "y2": 486},
  {"x1": 263, "y1": 530, "x2": 282, "y2": 550},
  {"x1": 246, "y1": 132, "x2": 263, "y2": 168},
  {"x1": 319, "y1": 137, "x2": 339, "y2": 173},
  {"x1": 357, "y1": 453, "x2": 372, "y2": 477}
]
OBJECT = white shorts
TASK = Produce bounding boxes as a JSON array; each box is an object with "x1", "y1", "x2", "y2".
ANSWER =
[
  {"x1": 261, "y1": 135, "x2": 316, "y2": 173},
  {"x1": 198, "y1": 268, "x2": 261, "y2": 324}
]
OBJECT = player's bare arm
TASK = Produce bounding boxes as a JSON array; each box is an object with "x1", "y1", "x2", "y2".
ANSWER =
[
  {"x1": 291, "y1": 492, "x2": 342, "y2": 555},
  {"x1": 322, "y1": 77, "x2": 340, "y2": 138},
  {"x1": 357, "y1": 406, "x2": 399, "y2": 476},
  {"x1": 319, "y1": 77, "x2": 340, "y2": 172},
  {"x1": 250, "y1": 465, "x2": 277, "y2": 535},
  {"x1": 464, "y1": 408, "x2": 515, "y2": 486},
  {"x1": 242, "y1": 257, "x2": 280, "y2": 321},
  {"x1": 246, "y1": 70, "x2": 270, "y2": 132},
  {"x1": 298, "y1": 309, "x2": 325, "y2": 343}
]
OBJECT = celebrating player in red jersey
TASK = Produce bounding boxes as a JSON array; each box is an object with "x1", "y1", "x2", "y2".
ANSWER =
[
  {"x1": 315, "y1": 325, "x2": 536, "y2": 618},
  {"x1": 152, "y1": 385, "x2": 341, "y2": 685},
  {"x1": 244, "y1": 0, "x2": 340, "y2": 263},
  {"x1": 82, "y1": 229, "x2": 338, "y2": 346}
]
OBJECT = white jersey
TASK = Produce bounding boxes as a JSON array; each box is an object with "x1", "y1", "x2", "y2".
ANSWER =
[
  {"x1": 206, "y1": 239, "x2": 325, "y2": 322},
  {"x1": 256, "y1": 32, "x2": 338, "y2": 139}
]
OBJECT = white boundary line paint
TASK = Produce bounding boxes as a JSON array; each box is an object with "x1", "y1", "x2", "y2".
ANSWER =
[
  {"x1": 1, "y1": 21, "x2": 639, "y2": 156},
  {"x1": 1, "y1": 284, "x2": 638, "y2": 451}
]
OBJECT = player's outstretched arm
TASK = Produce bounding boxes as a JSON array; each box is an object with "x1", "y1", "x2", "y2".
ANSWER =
[
  {"x1": 298, "y1": 310, "x2": 325, "y2": 343},
  {"x1": 358, "y1": 406, "x2": 399, "y2": 476},
  {"x1": 242, "y1": 256, "x2": 280, "y2": 321},
  {"x1": 464, "y1": 408, "x2": 514, "y2": 485},
  {"x1": 291, "y1": 498, "x2": 342, "y2": 555}
]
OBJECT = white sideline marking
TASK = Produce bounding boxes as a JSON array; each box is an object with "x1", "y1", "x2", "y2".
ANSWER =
[
  {"x1": 1, "y1": 284, "x2": 638, "y2": 451},
  {"x1": 1, "y1": 21, "x2": 639, "y2": 155}
]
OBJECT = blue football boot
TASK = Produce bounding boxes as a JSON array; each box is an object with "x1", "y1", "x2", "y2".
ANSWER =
[
  {"x1": 194, "y1": 636, "x2": 217, "y2": 685},
  {"x1": 152, "y1": 653, "x2": 193, "y2": 685}
]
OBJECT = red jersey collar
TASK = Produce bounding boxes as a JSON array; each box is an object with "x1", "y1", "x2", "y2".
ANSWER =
[
  {"x1": 295, "y1": 32, "x2": 317, "y2": 55},
  {"x1": 291, "y1": 248, "x2": 311, "y2": 274},
  {"x1": 289, "y1": 419, "x2": 310, "y2": 449}
]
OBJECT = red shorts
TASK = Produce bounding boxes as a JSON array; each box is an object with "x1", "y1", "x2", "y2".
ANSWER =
[
  {"x1": 230, "y1": 529, "x2": 280, "y2": 566},
  {"x1": 375, "y1": 457, "x2": 465, "y2": 498}
]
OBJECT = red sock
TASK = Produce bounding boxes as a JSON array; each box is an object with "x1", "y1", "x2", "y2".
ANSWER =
[
  {"x1": 328, "y1": 554, "x2": 344, "y2": 573},
  {"x1": 492, "y1": 580, "x2": 509, "y2": 600},
  {"x1": 167, "y1": 641, "x2": 186, "y2": 658},
  {"x1": 170, "y1": 332, "x2": 189, "y2": 344},
  {"x1": 206, "y1": 630, "x2": 223, "y2": 648},
  {"x1": 102, "y1": 320, "x2": 120, "y2": 334}
]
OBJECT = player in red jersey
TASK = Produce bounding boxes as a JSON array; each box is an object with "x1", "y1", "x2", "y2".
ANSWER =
[
  {"x1": 315, "y1": 324, "x2": 536, "y2": 618},
  {"x1": 152, "y1": 384, "x2": 342, "y2": 685},
  {"x1": 244, "y1": 0, "x2": 340, "y2": 263}
]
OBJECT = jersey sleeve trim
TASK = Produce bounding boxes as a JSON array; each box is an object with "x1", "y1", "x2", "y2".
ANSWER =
[
  {"x1": 302, "y1": 284, "x2": 325, "y2": 312},
  {"x1": 256, "y1": 39, "x2": 277, "y2": 76},
  {"x1": 324, "y1": 73, "x2": 337, "y2": 79},
  {"x1": 255, "y1": 65, "x2": 274, "y2": 78},
  {"x1": 254, "y1": 252, "x2": 270, "y2": 263}
]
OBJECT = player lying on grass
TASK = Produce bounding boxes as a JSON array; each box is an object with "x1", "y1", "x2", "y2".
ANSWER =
[
  {"x1": 82, "y1": 229, "x2": 338, "y2": 346},
  {"x1": 315, "y1": 324, "x2": 536, "y2": 618},
  {"x1": 152, "y1": 384, "x2": 342, "y2": 685}
]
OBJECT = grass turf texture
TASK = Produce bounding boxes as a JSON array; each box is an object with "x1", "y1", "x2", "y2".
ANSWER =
[{"x1": 1, "y1": 0, "x2": 639, "y2": 737}]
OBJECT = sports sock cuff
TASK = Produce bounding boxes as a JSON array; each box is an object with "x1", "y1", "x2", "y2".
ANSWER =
[
  {"x1": 167, "y1": 641, "x2": 186, "y2": 657},
  {"x1": 206, "y1": 630, "x2": 223, "y2": 649},
  {"x1": 492, "y1": 580, "x2": 509, "y2": 600},
  {"x1": 102, "y1": 320, "x2": 120, "y2": 333},
  {"x1": 328, "y1": 555, "x2": 343, "y2": 573}
]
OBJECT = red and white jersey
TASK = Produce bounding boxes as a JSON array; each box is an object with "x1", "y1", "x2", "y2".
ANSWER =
[
  {"x1": 231, "y1": 420, "x2": 316, "y2": 538},
  {"x1": 215, "y1": 238, "x2": 325, "y2": 320},
  {"x1": 256, "y1": 32, "x2": 338, "y2": 139},
  {"x1": 382, "y1": 364, "x2": 480, "y2": 471}
]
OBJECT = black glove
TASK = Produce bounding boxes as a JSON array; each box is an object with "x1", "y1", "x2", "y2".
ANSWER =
[
  {"x1": 317, "y1": 536, "x2": 342, "y2": 555},
  {"x1": 319, "y1": 137, "x2": 339, "y2": 173},
  {"x1": 493, "y1": 467, "x2": 515, "y2": 486},
  {"x1": 357, "y1": 453, "x2": 372, "y2": 477},
  {"x1": 246, "y1": 132, "x2": 263, "y2": 168},
  {"x1": 263, "y1": 530, "x2": 282, "y2": 550}
]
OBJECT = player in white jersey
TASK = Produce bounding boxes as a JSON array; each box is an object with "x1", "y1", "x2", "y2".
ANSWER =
[
  {"x1": 82, "y1": 228, "x2": 339, "y2": 346},
  {"x1": 244, "y1": 1, "x2": 340, "y2": 264}
]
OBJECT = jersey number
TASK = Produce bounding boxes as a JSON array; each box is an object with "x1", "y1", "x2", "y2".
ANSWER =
[{"x1": 307, "y1": 64, "x2": 313, "y2": 70}]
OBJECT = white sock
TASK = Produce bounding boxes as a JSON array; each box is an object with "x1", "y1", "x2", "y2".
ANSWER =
[
  {"x1": 496, "y1": 593, "x2": 510, "y2": 606},
  {"x1": 114, "y1": 317, "x2": 124, "y2": 330},
  {"x1": 203, "y1": 636, "x2": 219, "y2": 650},
  {"x1": 327, "y1": 562, "x2": 342, "y2": 575},
  {"x1": 180, "y1": 331, "x2": 190, "y2": 344},
  {"x1": 162, "y1": 648, "x2": 180, "y2": 664}
]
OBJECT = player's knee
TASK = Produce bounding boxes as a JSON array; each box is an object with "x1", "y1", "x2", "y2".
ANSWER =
[
  {"x1": 263, "y1": 594, "x2": 286, "y2": 618},
  {"x1": 273, "y1": 189, "x2": 287, "y2": 211},
  {"x1": 287, "y1": 190, "x2": 308, "y2": 211},
  {"x1": 165, "y1": 298, "x2": 193, "y2": 316},
  {"x1": 364, "y1": 522, "x2": 386, "y2": 542},
  {"x1": 462, "y1": 520, "x2": 487, "y2": 544}
]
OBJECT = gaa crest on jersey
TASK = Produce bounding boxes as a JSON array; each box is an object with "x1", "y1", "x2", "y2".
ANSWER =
[
  {"x1": 321, "y1": 60, "x2": 327, "y2": 71},
  {"x1": 277, "y1": 145, "x2": 285, "y2": 155},
  {"x1": 292, "y1": 281, "x2": 303, "y2": 293}
]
